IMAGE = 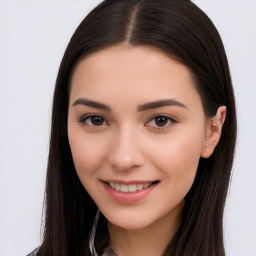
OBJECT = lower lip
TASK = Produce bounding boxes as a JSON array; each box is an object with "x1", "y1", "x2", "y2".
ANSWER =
[{"x1": 102, "y1": 182, "x2": 158, "y2": 204}]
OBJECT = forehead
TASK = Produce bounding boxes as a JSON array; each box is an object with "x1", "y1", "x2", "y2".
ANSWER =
[{"x1": 69, "y1": 45, "x2": 202, "y2": 110}]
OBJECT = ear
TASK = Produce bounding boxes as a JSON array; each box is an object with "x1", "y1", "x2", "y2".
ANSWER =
[{"x1": 201, "y1": 106, "x2": 226, "y2": 158}]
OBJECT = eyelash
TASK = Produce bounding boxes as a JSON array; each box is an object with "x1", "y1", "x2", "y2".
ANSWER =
[
  {"x1": 79, "y1": 114, "x2": 178, "y2": 130},
  {"x1": 79, "y1": 114, "x2": 109, "y2": 127},
  {"x1": 146, "y1": 115, "x2": 178, "y2": 130}
]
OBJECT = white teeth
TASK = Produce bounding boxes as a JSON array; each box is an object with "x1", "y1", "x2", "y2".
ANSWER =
[
  {"x1": 128, "y1": 184, "x2": 137, "y2": 192},
  {"x1": 143, "y1": 183, "x2": 150, "y2": 188},
  {"x1": 108, "y1": 182, "x2": 155, "y2": 192},
  {"x1": 137, "y1": 184, "x2": 144, "y2": 191},
  {"x1": 120, "y1": 184, "x2": 128, "y2": 192},
  {"x1": 114, "y1": 183, "x2": 121, "y2": 191}
]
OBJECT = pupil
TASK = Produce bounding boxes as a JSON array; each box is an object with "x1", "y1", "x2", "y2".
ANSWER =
[
  {"x1": 155, "y1": 116, "x2": 168, "y2": 126},
  {"x1": 92, "y1": 116, "x2": 104, "y2": 125}
]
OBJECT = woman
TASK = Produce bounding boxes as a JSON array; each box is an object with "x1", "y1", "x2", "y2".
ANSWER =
[{"x1": 29, "y1": 0, "x2": 237, "y2": 255}]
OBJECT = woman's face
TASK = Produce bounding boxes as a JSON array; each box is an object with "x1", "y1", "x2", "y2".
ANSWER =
[{"x1": 68, "y1": 45, "x2": 209, "y2": 229}]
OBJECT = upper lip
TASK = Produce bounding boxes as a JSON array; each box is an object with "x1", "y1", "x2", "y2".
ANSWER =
[{"x1": 101, "y1": 179, "x2": 159, "y2": 185}]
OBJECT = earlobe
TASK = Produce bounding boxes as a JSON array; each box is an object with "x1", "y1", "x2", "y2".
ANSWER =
[{"x1": 201, "y1": 106, "x2": 226, "y2": 158}]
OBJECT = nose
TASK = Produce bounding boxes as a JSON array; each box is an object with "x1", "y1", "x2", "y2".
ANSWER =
[{"x1": 108, "y1": 125, "x2": 145, "y2": 171}]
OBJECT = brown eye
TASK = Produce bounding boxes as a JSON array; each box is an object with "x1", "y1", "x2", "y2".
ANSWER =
[
  {"x1": 146, "y1": 115, "x2": 177, "y2": 129},
  {"x1": 155, "y1": 116, "x2": 169, "y2": 127},
  {"x1": 80, "y1": 115, "x2": 107, "y2": 126},
  {"x1": 90, "y1": 116, "x2": 105, "y2": 126}
]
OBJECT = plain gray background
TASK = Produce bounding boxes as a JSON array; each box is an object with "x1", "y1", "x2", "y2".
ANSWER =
[{"x1": 0, "y1": 1, "x2": 255, "y2": 255}]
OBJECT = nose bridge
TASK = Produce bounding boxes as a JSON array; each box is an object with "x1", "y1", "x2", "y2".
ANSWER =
[{"x1": 108, "y1": 123, "x2": 144, "y2": 171}]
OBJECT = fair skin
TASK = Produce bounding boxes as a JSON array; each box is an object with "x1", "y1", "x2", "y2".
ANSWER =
[{"x1": 68, "y1": 45, "x2": 226, "y2": 256}]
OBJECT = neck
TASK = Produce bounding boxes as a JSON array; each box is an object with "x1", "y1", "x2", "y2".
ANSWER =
[{"x1": 107, "y1": 201, "x2": 184, "y2": 256}]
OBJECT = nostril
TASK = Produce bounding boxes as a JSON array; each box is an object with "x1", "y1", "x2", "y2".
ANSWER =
[{"x1": 108, "y1": 153, "x2": 145, "y2": 171}]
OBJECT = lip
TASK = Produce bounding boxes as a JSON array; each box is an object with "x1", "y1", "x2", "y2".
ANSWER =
[
  {"x1": 101, "y1": 180, "x2": 159, "y2": 204},
  {"x1": 103, "y1": 179, "x2": 157, "y2": 185}
]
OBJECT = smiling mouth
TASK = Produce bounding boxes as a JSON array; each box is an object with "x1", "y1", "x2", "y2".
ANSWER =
[{"x1": 103, "y1": 181, "x2": 159, "y2": 193}]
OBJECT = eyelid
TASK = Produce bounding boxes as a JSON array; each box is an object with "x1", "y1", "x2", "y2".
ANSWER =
[
  {"x1": 79, "y1": 113, "x2": 109, "y2": 126},
  {"x1": 78, "y1": 113, "x2": 178, "y2": 129},
  {"x1": 145, "y1": 114, "x2": 178, "y2": 129}
]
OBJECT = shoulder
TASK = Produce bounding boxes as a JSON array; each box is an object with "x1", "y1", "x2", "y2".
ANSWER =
[
  {"x1": 102, "y1": 246, "x2": 117, "y2": 256},
  {"x1": 26, "y1": 247, "x2": 39, "y2": 256}
]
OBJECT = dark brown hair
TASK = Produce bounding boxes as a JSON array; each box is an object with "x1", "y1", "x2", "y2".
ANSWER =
[{"x1": 37, "y1": 0, "x2": 237, "y2": 255}]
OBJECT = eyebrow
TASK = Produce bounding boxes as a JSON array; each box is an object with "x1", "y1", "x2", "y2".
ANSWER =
[
  {"x1": 72, "y1": 98, "x2": 112, "y2": 111},
  {"x1": 72, "y1": 98, "x2": 187, "y2": 111},
  {"x1": 137, "y1": 99, "x2": 187, "y2": 111}
]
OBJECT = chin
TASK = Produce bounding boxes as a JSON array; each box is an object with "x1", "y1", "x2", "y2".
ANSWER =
[
  {"x1": 102, "y1": 208, "x2": 161, "y2": 230},
  {"x1": 108, "y1": 217, "x2": 153, "y2": 230}
]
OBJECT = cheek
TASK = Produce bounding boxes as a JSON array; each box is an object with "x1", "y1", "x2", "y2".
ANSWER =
[
  {"x1": 68, "y1": 127, "x2": 108, "y2": 176},
  {"x1": 148, "y1": 129, "x2": 204, "y2": 192}
]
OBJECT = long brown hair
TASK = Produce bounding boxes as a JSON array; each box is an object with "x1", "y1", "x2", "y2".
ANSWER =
[{"x1": 38, "y1": 0, "x2": 237, "y2": 255}]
